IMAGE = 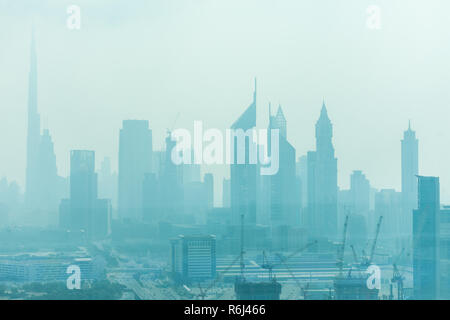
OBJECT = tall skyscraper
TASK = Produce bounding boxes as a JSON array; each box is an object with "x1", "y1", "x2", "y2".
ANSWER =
[
  {"x1": 350, "y1": 171, "x2": 370, "y2": 216},
  {"x1": 59, "y1": 150, "x2": 111, "y2": 239},
  {"x1": 181, "y1": 173, "x2": 213, "y2": 225},
  {"x1": 36, "y1": 129, "x2": 59, "y2": 222},
  {"x1": 413, "y1": 176, "x2": 440, "y2": 300},
  {"x1": 296, "y1": 155, "x2": 308, "y2": 209},
  {"x1": 296, "y1": 155, "x2": 308, "y2": 227},
  {"x1": 98, "y1": 157, "x2": 118, "y2": 210},
  {"x1": 142, "y1": 173, "x2": 161, "y2": 222},
  {"x1": 24, "y1": 30, "x2": 63, "y2": 224},
  {"x1": 307, "y1": 101, "x2": 338, "y2": 239},
  {"x1": 230, "y1": 80, "x2": 257, "y2": 225},
  {"x1": 267, "y1": 105, "x2": 298, "y2": 226},
  {"x1": 375, "y1": 189, "x2": 401, "y2": 242},
  {"x1": 337, "y1": 171, "x2": 371, "y2": 245},
  {"x1": 401, "y1": 121, "x2": 419, "y2": 238},
  {"x1": 118, "y1": 120, "x2": 153, "y2": 221},
  {"x1": 350, "y1": 170, "x2": 370, "y2": 230},
  {"x1": 160, "y1": 132, "x2": 184, "y2": 221},
  {"x1": 68, "y1": 150, "x2": 97, "y2": 234},
  {"x1": 25, "y1": 29, "x2": 41, "y2": 208}
]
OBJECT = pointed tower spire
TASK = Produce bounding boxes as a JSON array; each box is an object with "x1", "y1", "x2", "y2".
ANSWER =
[
  {"x1": 276, "y1": 104, "x2": 285, "y2": 119},
  {"x1": 231, "y1": 79, "x2": 256, "y2": 130},
  {"x1": 29, "y1": 27, "x2": 37, "y2": 114},
  {"x1": 319, "y1": 99, "x2": 330, "y2": 121},
  {"x1": 315, "y1": 99, "x2": 333, "y2": 156},
  {"x1": 25, "y1": 27, "x2": 41, "y2": 207},
  {"x1": 270, "y1": 104, "x2": 286, "y2": 138}
]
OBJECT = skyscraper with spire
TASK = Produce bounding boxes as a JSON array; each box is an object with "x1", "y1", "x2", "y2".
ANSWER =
[
  {"x1": 307, "y1": 101, "x2": 338, "y2": 239},
  {"x1": 401, "y1": 121, "x2": 418, "y2": 238},
  {"x1": 24, "y1": 30, "x2": 64, "y2": 225},
  {"x1": 25, "y1": 28, "x2": 41, "y2": 208},
  {"x1": 230, "y1": 79, "x2": 257, "y2": 225},
  {"x1": 267, "y1": 104, "x2": 298, "y2": 226}
]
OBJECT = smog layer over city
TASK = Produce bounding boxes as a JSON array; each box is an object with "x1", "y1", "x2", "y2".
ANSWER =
[{"x1": 0, "y1": 0, "x2": 449, "y2": 303}]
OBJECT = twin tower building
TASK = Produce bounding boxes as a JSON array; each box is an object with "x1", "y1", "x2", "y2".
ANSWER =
[{"x1": 229, "y1": 82, "x2": 339, "y2": 240}]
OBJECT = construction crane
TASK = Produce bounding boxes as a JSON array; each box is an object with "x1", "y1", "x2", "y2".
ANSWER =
[
  {"x1": 361, "y1": 216, "x2": 383, "y2": 268},
  {"x1": 160, "y1": 112, "x2": 181, "y2": 151},
  {"x1": 391, "y1": 248, "x2": 405, "y2": 300},
  {"x1": 277, "y1": 240, "x2": 318, "y2": 265},
  {"x1": 261, "y1": 251, "x2": 274, "y2": 280},
  {"x1": 189, "y1": 215, "x2": 245, "y2": 300},
  {"x1": 336, "y1": 215, "x2": 349, "y2": 276},
  {"x1": 350, "y1": 245, "x2": 359, "y2": 264},
  {"x1": 269, "y1": 242, "x2": 318, "y2": 299},
  {"x1": 259, "y1": 241, "x2": 318, "y2": 281},
  {"x1": 369, "y1": 216, "x2": 383, "y2": 264},
  {"x1": 191, "y1": 254, "x2": 242, "y2": 300}
]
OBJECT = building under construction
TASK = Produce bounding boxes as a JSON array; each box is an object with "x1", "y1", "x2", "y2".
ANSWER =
[
  {"x1": 334, "y1": 274, "x2": 379, "y2": 300},
  {"x1": 333, "y1": 215, "x2": 382, "y2": 300},
  {"x1": 233, "y1": 214, "x2": 283, "y2": 300}
]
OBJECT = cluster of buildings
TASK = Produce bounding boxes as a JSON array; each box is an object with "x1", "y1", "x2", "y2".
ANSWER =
[
  {"x1": 3, "y1": 30, "x2": 450, "y2": 300},
  {"x1": 18, "y1": 30, "x2": 420, "y2": 247}
]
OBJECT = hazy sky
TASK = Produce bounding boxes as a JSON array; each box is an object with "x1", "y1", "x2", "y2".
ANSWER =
[{"x1": 1, "y1": 0, "x2": 450, "y2": 204}]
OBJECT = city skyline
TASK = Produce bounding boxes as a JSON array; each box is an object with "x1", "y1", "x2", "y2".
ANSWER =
[
  {"x1": 0, "y1": 31, "x2": 440, "y2": 207},
  {"x1": 1, "y1": 0, "x2": 450, "y2": 302},
  {"x1": 2, "y1": 48, "x2": 434, "y2": 209},
  {"x1": 2, "y1": 1, "x2": 450, "y2": 203}
]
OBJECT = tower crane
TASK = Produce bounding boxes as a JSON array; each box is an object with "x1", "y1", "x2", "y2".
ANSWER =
[
  {"x1": 361, "y1": 216, "x2": 383, "y2": 268},
  {"x1": 336, "y1": 215, "x2": 349, "y2": 276},
  {"x1": 259, "y1": 241, "x2": 318, "y2": 281},
  {"x1": 266, "y1": 242, "x2": 318, "y2": 299},
  {"x1": 261, "y1": 251, "x2": 274, "y2": 281},
  {"x1": 191, "y1": 254, "x2": 242, "y2": 300},
  {"x1": 350, "y1": 245, "x2": 359, "y2": 264}
]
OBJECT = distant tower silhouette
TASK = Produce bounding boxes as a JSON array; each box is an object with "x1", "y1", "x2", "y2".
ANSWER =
[
  {"x1": 401, "y1": 121, "x2": 418, "y2": 238},
  {"x1": 25, "y1": 28, "x2": 41, "y2": 208},
  {"x1": 267, "y1": 104, "x2": 298, "y2": 226},
  {"x1": 37, "y1": 129, "x2": 59, "y2": 211},
  {"x1": 307, "y1": 101, "x2": 338, "y2": 239},
  {"x1": 59, "y1": 150, "x2": 111, "y2": 239},
  {"x1": 118, "y1": 120, "x2": 153, "y2": 221},
  {"x1": 230, "y1": 80, "x2": 257, "y2": 225}
]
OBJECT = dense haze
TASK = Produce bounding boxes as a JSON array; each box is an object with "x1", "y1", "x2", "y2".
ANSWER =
[{"x1": 1, "y1": 0, "x2": 450, "y2": 205}]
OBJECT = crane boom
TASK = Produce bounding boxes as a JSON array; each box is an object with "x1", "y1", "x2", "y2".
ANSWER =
[
  {"x1": 369, "y1": 216, "x2": 383, "y2": 265},
  {"x1": 337, "y1": 215, "x2": 349, "y2": 275},
  {"x1": 350, "y1": 245, "x2": 359, "y2": 264},
  {"x1": 280, "y1": 240, "x2": 318, "y2": 263}
]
